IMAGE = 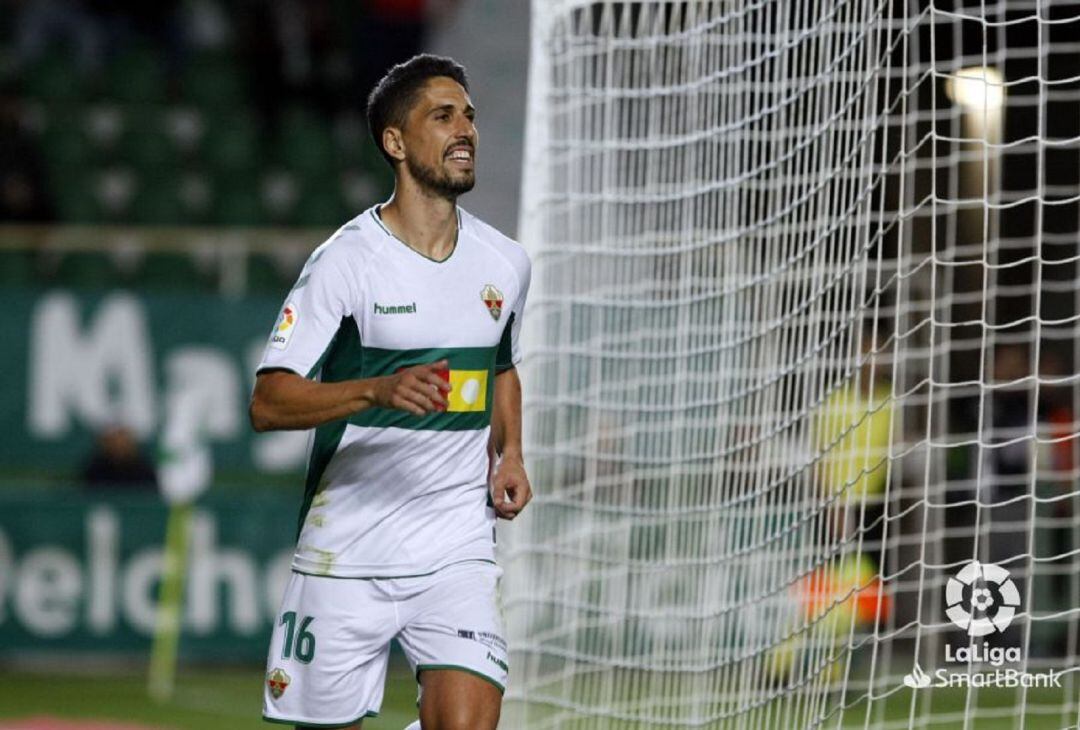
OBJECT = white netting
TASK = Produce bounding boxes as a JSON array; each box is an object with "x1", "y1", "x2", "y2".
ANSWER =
[{"x1": 502, "y1": 1, "x2": 1080, "y2": 728}]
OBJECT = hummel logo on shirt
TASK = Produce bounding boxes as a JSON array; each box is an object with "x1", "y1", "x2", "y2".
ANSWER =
[{"x1": 373, "y1": 302, "x2": 417, "y2": 315}]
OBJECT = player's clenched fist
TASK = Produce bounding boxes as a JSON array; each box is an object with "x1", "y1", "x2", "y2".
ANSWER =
[
  {"x1": 372, "y1": 359, "x2": 452, "y2": 415},
  {"x1": 490, "y1": 454, "x2": 532, "y2": 520}
]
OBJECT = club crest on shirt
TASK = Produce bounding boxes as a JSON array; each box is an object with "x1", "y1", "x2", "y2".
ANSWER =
[
  {"x1": 267, "y1": 667, "x2": 291, "y2": 698},
  {"x1": 480, "y1": 284, "x2": 503, "y2": 321}
]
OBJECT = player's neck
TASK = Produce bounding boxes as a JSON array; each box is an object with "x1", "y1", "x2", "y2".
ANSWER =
[{"x1": 378, "y1": 186, "x2": 459, "y2": 262}]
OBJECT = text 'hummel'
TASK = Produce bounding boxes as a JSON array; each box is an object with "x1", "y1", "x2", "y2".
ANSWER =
[{"x1": 374, "y1": 302, "x2": 417, "y2": 315}]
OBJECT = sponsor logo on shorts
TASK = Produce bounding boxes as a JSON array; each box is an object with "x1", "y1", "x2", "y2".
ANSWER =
[
  {"x1": 486, "y1": 651, "x2": 509, "y2": 673},
  {"x1": 267, "y1": 667, "x2": 291, "y2": 699},
  {"x1": 457, "y1": 629, "x2": 507, "y2": 653}
]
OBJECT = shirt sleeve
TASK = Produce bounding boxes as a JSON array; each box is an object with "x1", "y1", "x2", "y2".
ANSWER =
[
  {"x1": 495, "y1": 256, "x2": 531, "y2": 372},
  {"x1": 256, "y1": 245, "x2": 357, "y2": 378}
]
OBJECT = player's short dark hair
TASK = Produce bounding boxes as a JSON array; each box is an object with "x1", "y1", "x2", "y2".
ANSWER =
[{"x1": 366, "y1": 54, "x2": 470, "y2": 166}]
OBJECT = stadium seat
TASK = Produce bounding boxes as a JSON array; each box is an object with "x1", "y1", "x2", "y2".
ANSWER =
[
  {"x1": 330, "y1": 111, "x2": 367, "y2": 163},
  {"x1": 353, "y1": 122, "x2": 394, "y2": 177},
  {"x1": 340, "y1": 168, "x2": 390, "y2": 214},
  {"x1": 261, "y1": 170, "x2": 301, "y2": 224},
  {"x1": 203, "y1": 112, "x2": 260, "y2": 173},
  {"x1": 93, "y1": 167, "x2": 138, "y2": 221},
  {"x1": 53, "y1": 174, "x2": 106, "y2": 224},
  {"x1": 278, "y1": 108, "x2": 337, "y2": 177},
  {"x1": 120, "y1": 119, "x2": 180, "y2": 172},
  {"x1": 343, "y1": 128, "x2": 395, "y2": 202},
  {"x1": 177, "y1": 171, "x2": 213, "y2": 223},
  {"x1": 131, "y1": 178, "x2": 185, "y2": 225},
  {"x1": 105, "y1": 47, "x2": 166, "y2": 104},
  {"x1": 82, "y1": 103, "x2": 125, "y2": 156},
  {"x1": 22, "y1": 51, "x2": 86, "y2": 102},
  {"x1": 294, "y1": 185, "x2": 348, "y2": 227},
  {"x1": 163, "y1": 106, "x2": 206, "y2": 155},
  {"x1": 182, "y1": 55, "x2": 244, "y2": 108},
  {"x1": 212, "y1": 182, "x2": 266, "y2": 226},
  {"x1": 41, "y1": 107, "x2": 93, "y2": 172}
]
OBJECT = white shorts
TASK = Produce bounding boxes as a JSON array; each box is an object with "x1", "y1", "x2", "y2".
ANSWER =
[{"x1": 262, "y1": 560, "x2": 508, "y2": 727}]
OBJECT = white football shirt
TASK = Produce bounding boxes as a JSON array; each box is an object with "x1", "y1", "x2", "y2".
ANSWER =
[{"x1": 257, "y1": 206, "x2": 531, "y2": 577}]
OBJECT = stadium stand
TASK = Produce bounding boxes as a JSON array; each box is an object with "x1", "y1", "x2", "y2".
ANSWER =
[{"x1": 2, "y1": 2, "x2": 412, "y2": 292}]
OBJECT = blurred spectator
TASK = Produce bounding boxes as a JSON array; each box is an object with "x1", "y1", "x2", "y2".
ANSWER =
[
  {"x1": 235, "y1": 0, "x2": 462, "y2": 126},
  {"x1": 986, "y1": 343, "x2": 1033, "y2": 498},
  {"x1": 14, "y1": 0, "x2": 186, "y2": 74},
  {"x1": 1039, "y1": 348, "x2": 1076, "y2": 484},
  {"x1": 183, "y1": 0, "x2": 232, "y2": 53},
  {"x1": 0, "y1": 84, "x2": 54, "y2": 222},
  {"x1": 85, "y1": 0, "x2": 187, "y2": 78},
  {"x1": 983, "y1": 343, "x2": 1033, "y2": 647},
  {"x1": 12, "y1": 0, "x2": 102, "y2": 71},
  {"x1": 816, "y1": 324, "x2": 895, "y2": 552},
  {"x1": 85, "y1": 0, "x2": 182, "y2": 42},
  {"x1": 238, "y1": 0, "x2": 344, "y2": 125},
  {"x1": 352, "y1": 0, "x2": 460, "y2": 106},
  {"x1": 1038, "y1": 348, "x2": 1077, "y2": 600},
  {"x1": 81, "y1": 424, "x2": 158, "y2": 491}
]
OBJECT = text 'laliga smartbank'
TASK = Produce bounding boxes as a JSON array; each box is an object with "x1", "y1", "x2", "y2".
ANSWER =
[{"x1": 902, "y1": 561, "x2": 1063, "y2": 689}]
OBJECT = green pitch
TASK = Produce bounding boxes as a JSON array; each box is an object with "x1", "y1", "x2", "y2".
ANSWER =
[
  {"x1": 506, "y1": 689, "x2": 1075, "y2": 730},
  {"x1": 0, "y1": 660, "x2": 1074, "y2": 729},
  {"x1": 0, "y1": 657, "x2": 419, "y2": 730}
]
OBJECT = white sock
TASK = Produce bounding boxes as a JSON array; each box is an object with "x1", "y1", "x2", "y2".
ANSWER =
[{"x1": 402, "y1": 722, "x2": 421, "y2": 730}]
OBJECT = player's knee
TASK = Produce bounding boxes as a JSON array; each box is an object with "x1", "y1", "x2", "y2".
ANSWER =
[
  {"x1": 421, "y1": 705, "x2": 498, "y2": 730},
  {"x1": 424, "y1": 715, "x2": 494, "y2": 730}
]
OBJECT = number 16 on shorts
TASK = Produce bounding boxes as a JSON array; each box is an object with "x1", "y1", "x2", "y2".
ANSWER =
[{"x1": 280, "y1": 611, "x2": 317, "y2": 663}]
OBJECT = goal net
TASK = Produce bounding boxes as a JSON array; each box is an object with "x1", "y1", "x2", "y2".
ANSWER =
[{"x1": 503, "y1": 1, "x2": 1080, "y2": 727}]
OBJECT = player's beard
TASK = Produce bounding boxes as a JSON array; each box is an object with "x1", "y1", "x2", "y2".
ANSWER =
[{"x1": 405, "y1": 152, "x2": 475, "y2": 200}]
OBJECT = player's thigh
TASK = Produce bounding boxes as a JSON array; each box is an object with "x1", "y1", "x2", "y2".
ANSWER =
[
  {"x1": 397, "y1": 561, "x2": 508, "y2": 729},
  {"x1": 418, "y1": 667, "x2": 501, "y2": 730},
  {"x1": 264, "y1": 572, "x2": 394, "y2": 727}
]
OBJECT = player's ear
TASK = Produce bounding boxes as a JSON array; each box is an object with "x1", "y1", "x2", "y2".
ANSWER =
[{"x1": 382, "y1": 126, "x2": 406, "y2": 164}]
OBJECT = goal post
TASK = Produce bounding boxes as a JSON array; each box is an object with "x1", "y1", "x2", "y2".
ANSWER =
[{"x1": 504, "y1": 2, "x2": 1080, "y2": 727}]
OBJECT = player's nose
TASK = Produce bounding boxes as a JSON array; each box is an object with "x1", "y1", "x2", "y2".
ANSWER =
[{"x1": 452, "y1": 116, "x2": 476, "y2": 142}]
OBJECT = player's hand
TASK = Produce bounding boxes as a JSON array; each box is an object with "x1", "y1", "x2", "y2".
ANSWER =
[
  {"x1": 371, "y1": 360, "x2": 451, "y2": 415},
  {"x1": 490, "y1": 453, "x2": 531, "y2": 520}
]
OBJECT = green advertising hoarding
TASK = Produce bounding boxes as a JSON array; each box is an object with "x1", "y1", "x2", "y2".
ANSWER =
[
  {"x1": 0, "y1": 489, "x2": 299, "y2": 661},
  {"x1": 3, "y1": 287, "x2": 313, "y2": 477}
]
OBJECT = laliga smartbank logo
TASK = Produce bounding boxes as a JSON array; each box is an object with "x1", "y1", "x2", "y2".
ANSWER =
[
  {"x1": 902, "y1": 561, "x2": 1062, "y2": 690},
  {"x1": 903, "y1": 665, "x2": 933, "y2": 689},
  {"x1": 945, "y1": 561, "x2": 1019, "y2": 636}
]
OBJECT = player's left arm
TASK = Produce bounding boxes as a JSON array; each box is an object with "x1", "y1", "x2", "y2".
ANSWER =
[{"x1": 489, "y1": 366, "x2": 531, "y2": 520}]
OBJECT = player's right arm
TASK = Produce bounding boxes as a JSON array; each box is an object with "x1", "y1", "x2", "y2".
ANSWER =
[
  {"x1": 249, "y1": 237, "x2": 451, "y2": 433},
  {"x1": 250, "y1": 362, "x2": 450, "y2": 432}
]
